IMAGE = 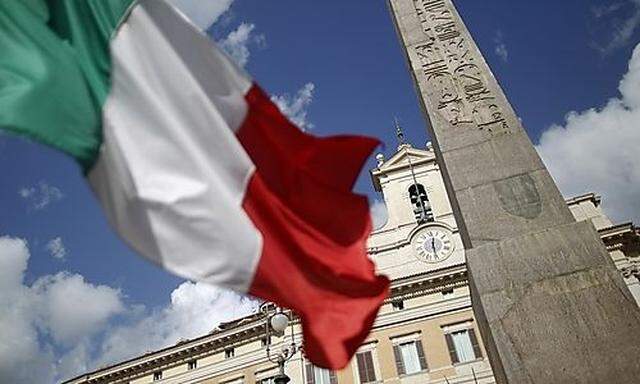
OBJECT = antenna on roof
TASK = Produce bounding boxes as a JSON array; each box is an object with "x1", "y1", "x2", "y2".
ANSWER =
[{"x1": 394, "y1": 116, "x2": 405, "y2": 147}]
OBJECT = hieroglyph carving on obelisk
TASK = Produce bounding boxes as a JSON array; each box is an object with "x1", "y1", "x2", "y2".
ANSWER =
[{"x1": 412, "y1": 2, "x2": 509, "y2": 134}]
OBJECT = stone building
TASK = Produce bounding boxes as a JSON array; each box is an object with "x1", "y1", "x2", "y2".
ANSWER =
[{"x1": 63, "y1": 142, "x2": 640, "y2": 384}]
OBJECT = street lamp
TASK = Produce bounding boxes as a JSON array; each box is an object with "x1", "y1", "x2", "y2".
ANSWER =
[{"x1": 260, "y1": 302, "x2": 298, "y2": 384}]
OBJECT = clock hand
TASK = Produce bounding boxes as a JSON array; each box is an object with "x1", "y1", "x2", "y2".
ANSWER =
[{"x1": 431, "y1": 237, "x2": 436, "y2": 253}]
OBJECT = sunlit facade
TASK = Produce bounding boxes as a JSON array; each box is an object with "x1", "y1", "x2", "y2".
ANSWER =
[{"x1": 64, "y1": 143, "x2": 640, "y2": 384}]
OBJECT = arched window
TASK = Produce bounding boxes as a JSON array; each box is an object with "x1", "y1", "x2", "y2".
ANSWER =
[{"x1": 409, "y1": 184, "x2": 433, "y2": 223}]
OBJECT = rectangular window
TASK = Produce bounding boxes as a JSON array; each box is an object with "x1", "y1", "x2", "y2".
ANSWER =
[
  {"x1": 305, "y1": 363, "x2": 338, "y2": 384},
  {"x1": 391, "y1": 300, "x2": 404, "y2": 311},
  {"x1": 445, "y1": 328, "x2": 483, "y2": 364},
  {"x1": 187, "y1": 360, "x2": 197, "y2": 370},
  {"x1": 256, "y1": 378, "x2": 275, "y2": 384},
  {"x1": 153, "y1": 371, "x2": 162, "y2": 381},
  {"x1": 355, "y1": 351, "x2": 377, "y2": 383},
  {"x1": 392, "y1": 340, "x2": 428, "y2": 375},
  {"x1": 225, "y1": 348, "x2": 235, "y2": 359}
]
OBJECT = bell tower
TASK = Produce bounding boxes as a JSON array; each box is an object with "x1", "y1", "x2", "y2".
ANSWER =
[{"x1": 368, "y1": 128, "x2": 464, "y2": 280}]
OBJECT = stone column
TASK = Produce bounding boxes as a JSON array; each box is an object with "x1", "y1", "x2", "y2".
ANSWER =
[{"x1": 387, "y1": 0, "x2": 640, "y2": 382}]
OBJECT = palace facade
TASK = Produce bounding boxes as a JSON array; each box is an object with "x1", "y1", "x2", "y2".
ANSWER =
[{"x1": 64, "y1": 142, "x2": 640, "y2": 384}]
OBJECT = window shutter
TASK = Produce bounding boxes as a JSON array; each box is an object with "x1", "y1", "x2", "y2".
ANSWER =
[
  {"x1": 415, "y1": 340, "x2": 429, "y2": 371},
  {"x1": 468, "y1": 328, "x2": 483, "y2": 359},
  {"x1": 357, "y1": 351, "x2": 376, "y2": 383},
  {"x1": 392, "y1": 345, "x2": 405, "y2": 375},
  {"x1": 356, "y1": 353, "x2": 367, "y2": 383},
  {"x1": 445, "y1": 333, "x2": 459, "y2": 364},
  {"x1": 305, "y1": 363, "x2": 315, "y2": 384},
  {"x1": 329, "y1": 370, "x2": 338, "y2": 384},
  {"x1": 365, "y1": 351, "x2": 376, "y2": 382}
]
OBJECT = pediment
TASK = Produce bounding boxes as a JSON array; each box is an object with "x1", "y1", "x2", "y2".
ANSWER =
[
  {"x1": 370, "y1": 144, "x2": 437, "y2": 191},
  {"x1": 377, "y1": 145, "x2": 435, "y2": 171}
]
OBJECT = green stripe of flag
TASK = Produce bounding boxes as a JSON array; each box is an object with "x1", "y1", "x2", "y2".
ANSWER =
[{"x1": 0, "y1": 0, "x2": 134, "y2": 171}]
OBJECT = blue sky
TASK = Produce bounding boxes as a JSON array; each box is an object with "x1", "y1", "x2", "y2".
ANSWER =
[{"x1": 1, "y1": 1, "x2": 640, "y2": 382}]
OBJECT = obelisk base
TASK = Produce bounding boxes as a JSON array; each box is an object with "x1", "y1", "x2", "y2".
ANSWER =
[{"x1": 467, "y1": 220, "x2": 640, "y2": 384}]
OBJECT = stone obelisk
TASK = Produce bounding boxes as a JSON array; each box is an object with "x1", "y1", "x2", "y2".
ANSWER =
[{"x1": 388, "y1": 1, "x2": 640, "y2": 382}]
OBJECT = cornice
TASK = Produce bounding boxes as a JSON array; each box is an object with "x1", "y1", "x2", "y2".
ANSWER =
[
  {"x1": 600, "y1": 222, "x2": 635, "y2": 238},
  {"x1": 62, "y1": 319, "x2": 268, "y2": 384},
  {"x1": 387, "y1": 264, "x2": 468, "y2": 300},
  {"x1": 370, "y1": 145, "x2": 436, "y2": 191},
  {"x1": 372, "y1": 157, "x2": 436, "y2": 176},
  {"x1": 373, "y1": 146, "x2": 435, "y2": 172},
  {"x1": 599, "y1": 222, "x2": 640, "y2": 254},
  {"x1": 565, "y1": 192, "x2": 601, "y2": 207},
  {"x1": 161, "y1": 338, "x2": 303, "y2": 384},
  {"x1": 370, "y1": 221, "x2": 419, "y2": 237}
]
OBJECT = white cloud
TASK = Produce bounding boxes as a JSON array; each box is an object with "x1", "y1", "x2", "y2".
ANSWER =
[
  {"x1": 46, "y1": 237, "x2": 66, "y2": 260},
  {"x1": 592, "y1": 0, "x2": 640, "y2": 54},
  {"x1": 0, "y1": 237, "x2": 258, "y2": 383},
  {"x1": 0, "y1": 237, "x2": 124, "y2": 383},
  {"x1": 35, "y1": 273, "x2": 124, "y2": 345},
  {"x1": 168, "y1": 0, "x2": 266, "y2": 69},
  {"x1": 494, "y1": 30, "x2": 508, "y2": 63},
  {"x1": 167, "y1": 0, "x2": 235, "y2": 30},
  {"x1": 592, "y1": 3, "x2": 625, "y2": 19},
  {"x1": 370, "y1": 199, "x2": 389, "y2": 230},
  {"x1": 536, "y1": 42, "x2": 640, "y2": 223},
  {"x1": 96, "y1": 282, "x2": 258, "y2": 366},
  {"x1": 218, "y1": 22, "x2": 265, "y2": 68},
  {"x1": 0, "y1": 237, "x2": 29, "y2": 291},
  {"x1": 271, "y1": 83, "x2": 316, "y2": 131},
  {"x1": 18, "y1": 181, "x2": 63, "y2": 211}
]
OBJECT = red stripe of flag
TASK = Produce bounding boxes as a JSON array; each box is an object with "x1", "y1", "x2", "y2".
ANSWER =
[{"x1": 239, "y1": 85, "x2": 390, "y2": 369}]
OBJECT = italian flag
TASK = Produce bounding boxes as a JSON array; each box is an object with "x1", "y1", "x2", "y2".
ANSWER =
[{"x1": 0, "y1": 0, "x2": 389, "y2": 369}]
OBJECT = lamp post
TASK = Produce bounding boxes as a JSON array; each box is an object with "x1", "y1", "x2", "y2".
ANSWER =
[{"x1": 260, "y1": 303, "x2": 298, "y2": 384}]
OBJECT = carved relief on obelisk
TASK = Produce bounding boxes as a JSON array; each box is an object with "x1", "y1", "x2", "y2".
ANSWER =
[
  {"x1": 389, "y1": 0, "x2": 640, "y2": 383},
  {"x1": 412, "y1": 0, "x2": 509, "y2": 134},
  {"x1": 393, "y1": 0, "x2": 574, "y2": 246}
]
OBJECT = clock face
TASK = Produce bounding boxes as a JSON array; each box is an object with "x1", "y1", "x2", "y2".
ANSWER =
[{"x1": 413, "y1": 228, "x2": 454, "y2": 263}]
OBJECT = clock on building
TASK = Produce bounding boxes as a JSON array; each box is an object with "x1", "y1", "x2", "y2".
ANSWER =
[{"x1": 412, "y1": 228, "x2": 454, "y2": 263}]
